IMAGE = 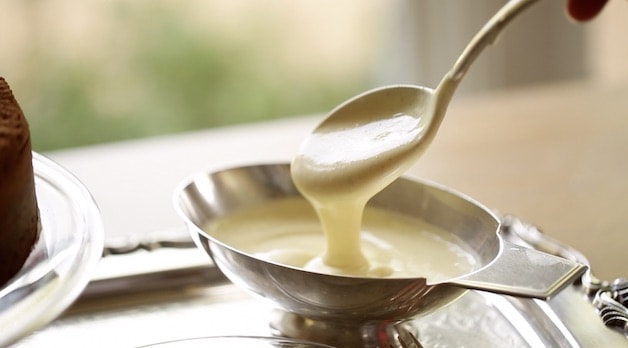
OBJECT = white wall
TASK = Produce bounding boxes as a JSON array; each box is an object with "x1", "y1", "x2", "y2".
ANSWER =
[
  {"x1": 376, "y1": 0, "x2": 588, "y2": 94},
  {"x1": 587, "y1": 0, "x2": 628, "y2": 85}
]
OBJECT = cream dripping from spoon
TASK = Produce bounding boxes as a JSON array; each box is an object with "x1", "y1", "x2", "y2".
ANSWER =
[{"x1": 291, "y1": 0, "x2": 540, "y2": 276}]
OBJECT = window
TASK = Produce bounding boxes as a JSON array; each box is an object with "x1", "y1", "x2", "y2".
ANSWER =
[{"x1": 1, "y1": 0, "x2": 592, "y2": 152}]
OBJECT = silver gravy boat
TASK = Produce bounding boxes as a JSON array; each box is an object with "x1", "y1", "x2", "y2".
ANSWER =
[{"x1": 174, "y1": 163, "x2": 586, "y2": 347}]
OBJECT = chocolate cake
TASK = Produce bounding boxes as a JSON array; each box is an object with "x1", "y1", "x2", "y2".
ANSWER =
[{"x1": 0, "y1": 77, "x2": 39, "y2": 286}]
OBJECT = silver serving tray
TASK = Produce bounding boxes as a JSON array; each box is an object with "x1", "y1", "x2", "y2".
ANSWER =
[{"x1": 13, "y1": 217, "x2": 628, "y2": 347}]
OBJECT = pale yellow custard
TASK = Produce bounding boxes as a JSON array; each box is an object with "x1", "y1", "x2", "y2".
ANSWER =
[
  {"x1": 290, "y1": 111, "x2": 428, "y2": 274},
  {"x1": 205, "y1": 198, "x2": 477, "y2": 281}
]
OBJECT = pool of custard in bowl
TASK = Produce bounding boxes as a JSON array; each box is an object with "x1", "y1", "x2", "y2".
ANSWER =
[{"x1": 204, "y1": 196, "x2": 479, "y2": 282}]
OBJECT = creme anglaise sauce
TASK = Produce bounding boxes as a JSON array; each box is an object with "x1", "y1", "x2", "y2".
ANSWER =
[{"x1": 206, "y1": 198, "x2": 476, "y2": 281}]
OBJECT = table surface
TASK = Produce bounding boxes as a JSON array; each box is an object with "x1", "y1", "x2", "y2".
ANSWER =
[{"x1": 47, "y1": 79, "x2": 628, "y2": 282}]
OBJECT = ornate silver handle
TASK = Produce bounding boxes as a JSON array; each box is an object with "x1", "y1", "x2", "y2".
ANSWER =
[
  {"x1": 593, "y1": 279, "x2": 628, "y2": 337},
  {"x1": 499, "y1": 214, "x2": 628, "y2": 338},
  {"x1": 102, "y1": 227, "x2": 195, "y2": 256}
]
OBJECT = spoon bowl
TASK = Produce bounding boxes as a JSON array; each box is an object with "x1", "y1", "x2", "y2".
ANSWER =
[{"x1": 291, "y1": 84, "x2": 437, "y2": 202}]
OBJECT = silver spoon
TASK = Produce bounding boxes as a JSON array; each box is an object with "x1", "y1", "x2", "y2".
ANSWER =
[{"x1": 292, "y1": 0, "x2": 541, "y2": 203}]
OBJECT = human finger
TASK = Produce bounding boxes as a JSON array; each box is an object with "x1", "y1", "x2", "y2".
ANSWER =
[{"x1": 566, "y1": 0, "x2": 608, "y2": 21}]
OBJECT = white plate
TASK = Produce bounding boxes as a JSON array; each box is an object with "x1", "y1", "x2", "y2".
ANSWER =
[
  {"x1": 138, "y1": 336, "x2": 335, "y2": 348},
  {"x1": 0, "y1": 153, "x2": 103, "y2": 347}
]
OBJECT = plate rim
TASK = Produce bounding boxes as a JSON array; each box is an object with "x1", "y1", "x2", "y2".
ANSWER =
[{"x1": 0, "y1": 152, "x2": 104, "y2": 347}]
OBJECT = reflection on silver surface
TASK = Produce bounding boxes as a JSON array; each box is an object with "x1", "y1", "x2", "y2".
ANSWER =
[{"x1": 0, "y1": 153, "x2": 103, "y2": 347}]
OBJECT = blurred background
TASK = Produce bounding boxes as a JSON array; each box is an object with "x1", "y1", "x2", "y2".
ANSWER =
[{"x1": 0, "y1": 0, "x2": 625, "y2": 151}]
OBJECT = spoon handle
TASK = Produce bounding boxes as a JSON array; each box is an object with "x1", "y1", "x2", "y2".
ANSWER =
[
  {"x1": 448, "y1": 0, "x2": 541, "y2": 82},
  {"x1": 428, "y1": 0, "x2": 542, "y2": 145}
]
